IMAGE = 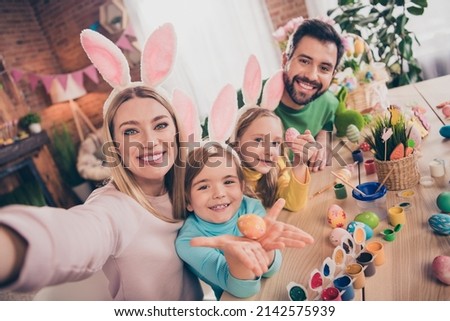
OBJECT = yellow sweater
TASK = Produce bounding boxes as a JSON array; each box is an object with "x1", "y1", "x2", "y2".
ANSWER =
[{"x1": 243, "y1": 158, "x2": 310, "y2": 212}]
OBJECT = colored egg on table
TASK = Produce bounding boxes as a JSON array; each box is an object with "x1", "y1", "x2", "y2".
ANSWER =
[
  {"x1": 354, "y1": 211, "x2": 380, "y2": 229},
  {"x1": 327, "y1": 204, "x2": 347, "y2": 228},
  {"x1": 439, "y1": 125, "x2": 450, "y2": 138},
  {"x1": 329, "y1": 228, "x2": 353, "y2": 247},
  {"x1": 428, "y1": 214, "x2": 450, "y2": 235},
  {"x1": 437, "y1": 192, "x2": 450, "y2": 213},
  {"x1": 346, "y1": 124, "x2": 360, "y2": 143},
  {"x1": 431, "y1": 255, "x2": 450, "y2": 285},
  {"x1": 237, "y1": 214, "x2": 266, "y2": 239},
  {"x1": 347, "y1": 221, "x2": 373, "y2": 240},
  {"x1": 442, "y1": 106, "x2": 450, "y2": 118}
]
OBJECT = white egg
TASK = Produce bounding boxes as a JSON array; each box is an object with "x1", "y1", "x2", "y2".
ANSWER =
[{"x1": 329, "y1": 228, "x2": 353, "y2": 247}]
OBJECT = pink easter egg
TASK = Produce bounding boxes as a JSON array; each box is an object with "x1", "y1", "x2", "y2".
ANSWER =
[
  {"x1": 327, "y1": 204, "x2": 347, "y2": 228},
  {"x1": 442, "y1": 106, "x2": 450, "y2": 118},
  {"x1": 432, "y1": 255, "x2": 450, "y2": 285},
  {"x1": 285, "y1": 127, "x2": 300, "y2": 142}
]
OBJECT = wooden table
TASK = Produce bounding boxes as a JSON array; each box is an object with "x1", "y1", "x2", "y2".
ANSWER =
[{"x1": 221, "y1": 75, "x2": 450, "y2": 301}]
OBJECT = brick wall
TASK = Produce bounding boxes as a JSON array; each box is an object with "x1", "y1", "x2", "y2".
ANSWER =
[{"x1": 265, "y1": 0, "x2": 308, "y2": 30}]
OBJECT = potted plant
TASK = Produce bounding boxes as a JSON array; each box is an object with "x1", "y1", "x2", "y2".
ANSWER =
[
  {"x1": 328, "y1": 0, "x2": 428, "y2": 88},
  {"x1": 19, "y1": 112, "x2": 42, "y2": 134},
  {"x1": 364, "y1": 106, "x2": 420, "y2": 190},
  {"x1": 51, "y1": 123, "x2": 92, "y2": 202}
]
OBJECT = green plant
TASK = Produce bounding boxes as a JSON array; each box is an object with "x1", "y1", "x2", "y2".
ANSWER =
[
  {"x1": 328, "y1": 0, "x2": 428, "y2": 88},
  {"x1": 18, "y1": 112, "x2": 41, "y2": 129},
  {"x1": 364, "y1": 113, "x2": 411, "y2": 161},
  {"x1": 51, "y1": 123, "x2": 84, "y2": 187}
]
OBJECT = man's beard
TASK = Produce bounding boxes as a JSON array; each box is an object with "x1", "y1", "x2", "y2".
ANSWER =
[{"x1": 284, "y1": 73, "x2": 326, "y2": 106}]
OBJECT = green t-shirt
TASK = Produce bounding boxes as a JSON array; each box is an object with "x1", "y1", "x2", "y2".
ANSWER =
[
  {"x1": 236, "y1": 81, "x2": 338, "y2": 137},
  {"x1": 274, "y1": 91, "x2": 338, "y2": 137}
]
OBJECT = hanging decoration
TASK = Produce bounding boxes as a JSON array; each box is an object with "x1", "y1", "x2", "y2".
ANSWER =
[{"x1": 9, "y1": 24, "x2": 138, "y2": 96}]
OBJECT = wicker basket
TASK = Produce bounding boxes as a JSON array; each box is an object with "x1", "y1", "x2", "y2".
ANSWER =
[
  {"x1": 374, "y1": 154, "x2": 420, "y2": 191},
  {"x1": 342, "y1": 34, "x2": 390, "y2": 113}
]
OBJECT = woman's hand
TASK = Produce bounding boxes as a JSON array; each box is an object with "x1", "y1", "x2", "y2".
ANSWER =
[
  {"x1": 258, "y1": 199, "x2": 314, "y2": 251},
  {"x1": 191, "y1": 235, "x2": 270, "y2": 278}
]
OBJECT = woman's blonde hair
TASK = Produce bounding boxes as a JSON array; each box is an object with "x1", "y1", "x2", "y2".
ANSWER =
[
  {"x1": 102, "y1": 86, "x2": 186, "y2": 222},
  {"x1": 232, "y1": 108, "x2": 288, "y2": 208},
  {"x1": 184, "y1": 142, "x2": 244, "y2": 209}
]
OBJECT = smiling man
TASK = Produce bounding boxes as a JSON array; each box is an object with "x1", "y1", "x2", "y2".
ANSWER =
[{"x1": 275, "y1": 18, "x2": 345, "y2": 171}]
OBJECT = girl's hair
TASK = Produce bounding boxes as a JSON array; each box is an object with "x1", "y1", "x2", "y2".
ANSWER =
[
  {"x1": 184, "y1": 142, "x2": 244, "y2": 208},
  {"x1": 103, "y1": 86, "x2": 186, "y2": 222},
  {"x1": 232, "y1": 108, "x2": 287, "y2": 208}
]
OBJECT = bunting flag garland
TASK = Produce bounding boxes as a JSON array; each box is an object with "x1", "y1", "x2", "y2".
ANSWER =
[{"x1": 9, "y1": 23, "x2": 137, "y2": 95}]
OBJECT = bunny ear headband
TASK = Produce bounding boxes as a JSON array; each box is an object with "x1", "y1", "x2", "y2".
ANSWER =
[
  {"x1": 80, "y1": 23, "x2": 176, "y2": 117},
  {"x1": 230, "y1": 54, "x2": 284, "y2": 142}
]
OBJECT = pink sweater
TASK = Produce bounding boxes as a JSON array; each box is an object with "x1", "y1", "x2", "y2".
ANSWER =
[{"x1": 0, "y1": 183, "x2": 202, "y2": 301}]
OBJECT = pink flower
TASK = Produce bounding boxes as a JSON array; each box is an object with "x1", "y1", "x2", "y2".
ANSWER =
[{"x1": 272, "y1": 27, "x2": 288, "y2": 42}]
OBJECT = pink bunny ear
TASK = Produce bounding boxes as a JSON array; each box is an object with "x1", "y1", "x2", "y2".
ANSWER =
[
  {"x1": 80, "y1": 29, "x2": 130, "y2": 88},
  {"x1": 242, "y1": 55, "x2": 262, "y2": 107},
  {"x1": 141, "y1": 23, "x2": 177, "y2": 87},
  {"x1": 208, "y1": 84, "x2": 238, "y2": 143},
  {"x1": 172, "y1": 89, "x2": 201, "y2": 143},
  {"x1": 260, "y1": 70, "x2": 284, "y2": 111}
]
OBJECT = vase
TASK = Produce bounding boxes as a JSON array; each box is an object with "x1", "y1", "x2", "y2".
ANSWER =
[{"x1": 374, "y1": 154, "x2": 420, "y2": 190}]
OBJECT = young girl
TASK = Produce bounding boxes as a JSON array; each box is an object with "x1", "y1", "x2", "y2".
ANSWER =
[
  {"x1": 175, "y1": 143, "x2": 314, "y2": 299},
  {"x1": 0, "y1": 25, "x2": 204, "y2": 300},
  {"x1": 231, "y1": 55, "x2": 315, "y2": 211}
]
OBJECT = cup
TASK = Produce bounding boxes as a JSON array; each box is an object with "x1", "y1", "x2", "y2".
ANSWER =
[
  {"x1": 352, "y1": 149, "x2": 364, "y2": 163},
  {"x1": 429, "y1": 159, "x2": 446, "y2": 178},
  {"x1": 345, "y1": 263, "x2": 365, "y2": 289},
  {"x1": 352, "y1": 182, "x2": 388, "y2": 220},
  {"x1": 388, "y1": 206, "x2": 406, "y2": 226},
  {"x1": 365, "y1": 241, "x2": 385, "y2": 266},
  {"x1": 364, "y1": 159, "x2": 376, "y2": 175},
  {"x1": 356, "y1": 251, "x2": 376, "y2": 277},
  {"x1": 334, "y1": 183, "x2": 347, "y2": 199},
  {"x1": 333, "y1": 275, "x2": 355, "y2": 301},
  {"x1": 320, "y1": 287, "x2": 341, "y2": 301}
]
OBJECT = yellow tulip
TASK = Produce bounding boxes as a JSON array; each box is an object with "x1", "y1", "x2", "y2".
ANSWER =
[{"x1": 354, "y1": 38, "x2": 365, "y2": 56}]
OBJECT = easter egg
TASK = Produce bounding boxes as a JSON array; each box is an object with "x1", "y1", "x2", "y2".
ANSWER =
[
  {"x1": 442, "y1": 106, "x2": 450, "y2": 118},
  {"x1": 346, "y1": 124, "x2": 360, "y2": 143},
  {"x1": 439, "y1": 125, "x2": 450, "y2": 138},
  {"x1": 354, "y1": 211, "x2": 380, "y2": 229},
  {"x1": 285, "y1": 127, "x2": 300, "y2": 142},
  {"x1": 327, "y1": 204, "x2": 347, "y2": 228},
  {"x1": 335, "y1": 168, "x2": 352, "y2": 183},
  {"x1": 431, "y1": 255, "x2": 450, "y2": 285},
  {"x1": 237, "y1": 214, "x2": 266, "y2": 239},
  {"x1": 407, "y1": 123, "x2": 422, "y2": 148},
  {"x1": 329, "y1": 228, "x2": 352, "y2": 247},
  {"x1": 347, "y1": 221, "x2": 373, "y2": 240},
  {"x1": 437, "y1": 192, "x2": 450, "y2": 213},
  {"x1": 428, "y1": 214, "x2": 450, "y2": 235}
]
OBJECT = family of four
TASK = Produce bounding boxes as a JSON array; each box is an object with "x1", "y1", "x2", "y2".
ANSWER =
[{"x1": 0, "y1": 18, "x2": 344, "y2": 300}]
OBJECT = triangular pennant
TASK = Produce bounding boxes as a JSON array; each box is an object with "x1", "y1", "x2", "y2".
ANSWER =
[
  {"x1": 116, "y1": 34, "x2": 134, "y2": 51},
  {"x1": 28, "y1": 73, "x2": 40, "y2": 91},
  {"x1": 56, "y1": 74, "x2": 69, "y2": 90},
  {"x1": 72, "y1": 70, "x2": 85, "y2": 88},
  {"x1": 40, "y1": 75, "x2": 54, "y2": 93},
  {"x1": 11, "y1": 68, "x2": 24, "y2": 83},
  {"x1": 83, "y1": 65, "x2": 99, "y2": 84}
]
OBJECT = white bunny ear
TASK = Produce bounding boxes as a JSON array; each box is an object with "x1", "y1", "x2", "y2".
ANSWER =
[
  {"x1": 260, "y1": 70, "x2": 284, "y2": 111},
  {"x1": 80, "y1": 29, "x2": 131, "y2": 88},
  {"x1": 242, "y1": 55, "x2": 262, "y2": 107},
  {"x1": 208, "y1": 84, "x2": 238, "y2": 143},
  {"x1": 172, "y1": 89, "x2": 202, "y2": 143},
  {"x1": 141, "y1": 23, "x2": 177, "y2": 87}
]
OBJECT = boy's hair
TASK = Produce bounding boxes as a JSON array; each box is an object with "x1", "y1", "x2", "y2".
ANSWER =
[
  {"x1": 103, "y1": 86, "x2": 186, "y2": 222},
  {"x1": 184, "y1": 142, "x2": 245, "y2": 209},
  {"x1": 285, "y1": 18, "x2": 345, "y2": 70},
  {"x1": 231, "y1": 108, "x2": 287, "y2": 208}
]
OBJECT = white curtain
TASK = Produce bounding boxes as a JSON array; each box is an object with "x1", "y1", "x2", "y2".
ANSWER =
[{"x1": 124, "y1": 0, "x2": 281, "y2": 120}]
